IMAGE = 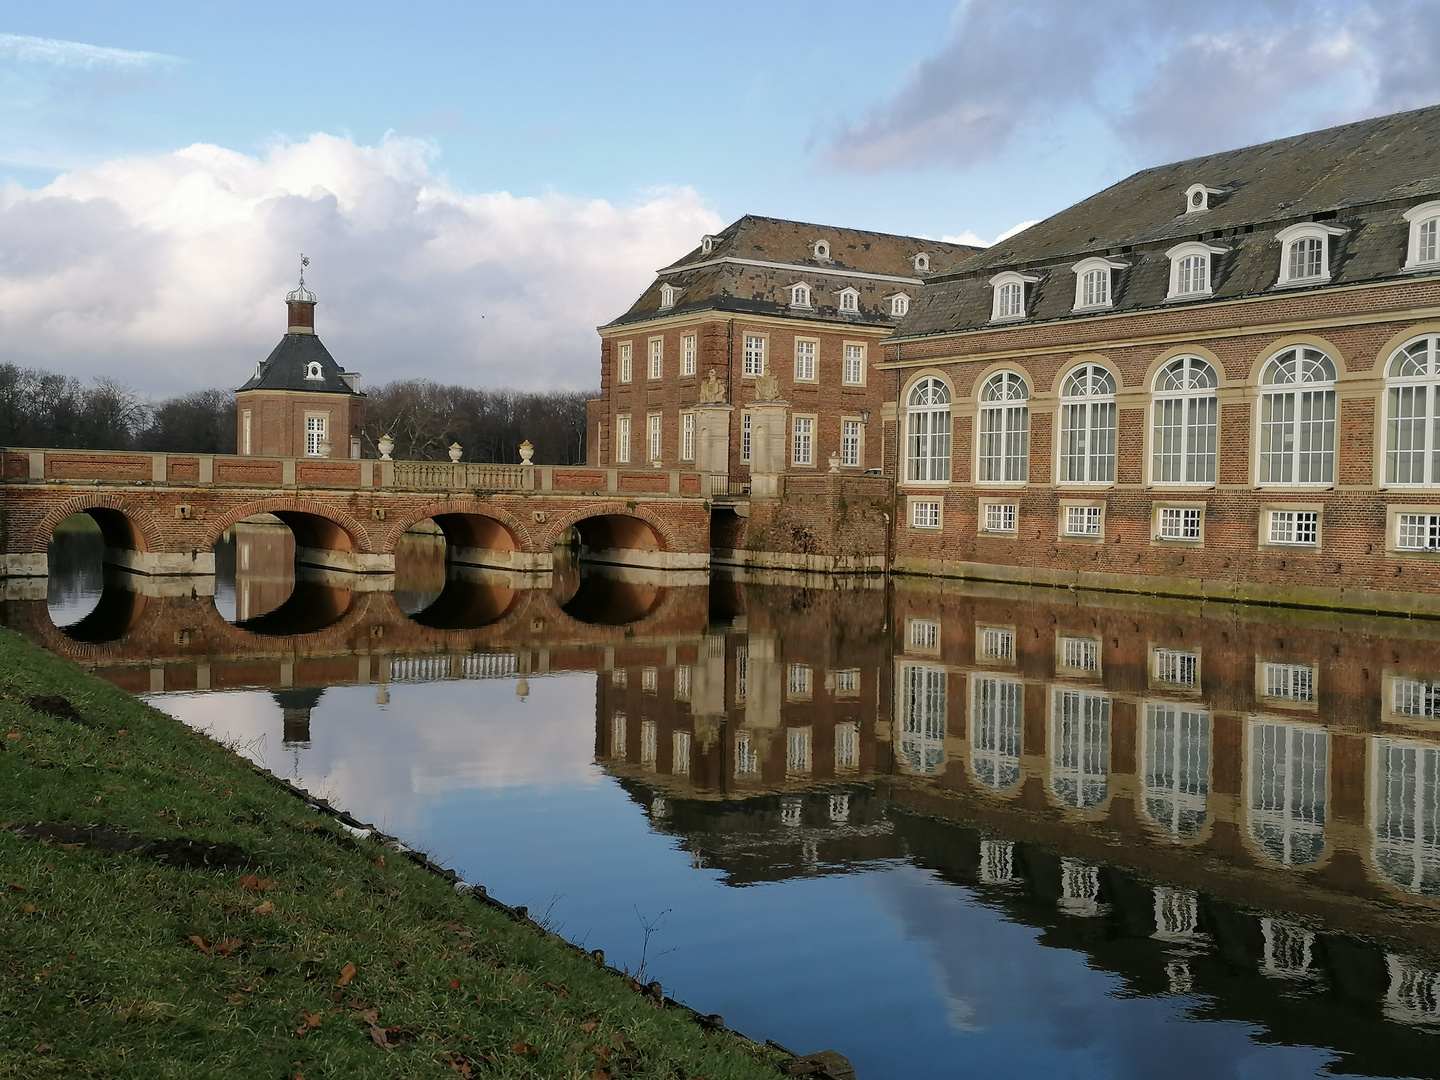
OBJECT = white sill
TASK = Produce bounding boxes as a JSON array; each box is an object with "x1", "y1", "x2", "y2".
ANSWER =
[
  {"x1": 1164, "y1": 290, "x2": 1213, "y2": 302},
  {"x1": 1071, "y1": 303, "x2": 1113, "y2": 314},
  {"x1": 989, "y1": 315, "x2": 1026, "y2": 324},
  {"x1": 1273, "y1": 275, "x2": 1330, "y2": 289}
]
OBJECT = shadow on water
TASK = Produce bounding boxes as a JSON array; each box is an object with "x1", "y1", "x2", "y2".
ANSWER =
[
  {"x1": 560, "y1": 565, "x2": 666, "y2": 625},
  {"x1": 221, "y1": 519, "x2": 354, "y2": 637}
]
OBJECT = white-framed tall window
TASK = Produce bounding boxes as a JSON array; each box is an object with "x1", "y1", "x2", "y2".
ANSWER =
[
  {"x1": 1385, "y1": 335, "x2": 1440, "y2": 486},
  {"x1": 971, "y1": 675, "x2": 1023, "y2": 791},
  {"x1": 792, "y1": 415, "x2": 814, "y2": 466},
  {"x1": 1142, "y1": 703, "x2": 1211, "y2": 840},
  {"x1": 610, "y1": 712, "x2": 627, "y2": 758},
  {"x1": 786, "y1": 726, "x2": 812, "y2": 774},
  {"x1": 647, "y1": 413, "x2": 662, "y2": 462},
  {"x1": 1248, "y1": 719, "x2": 1328, "y2": 867},
  {"x1": 794, "y1": 339, "x2": 817, "y2": 381},
  {"x1": 835, "y1": 722, "x2": 858, "y2": 770},
  {"x1": 305, "y1": 414, "x2": 326, "y2": 457},
  {"x1": 618, "y1": 342, "x2": 632, "y2": 383},
  {"x1": 241, "y1": 410, "x2": 252, "y2": 455},
  {"x1": 1371, "y1": 736, "x2": 1440, "y2": 895},
  {"x1": 1058, "y1": 363, "x2": 1117, "y2": 483},
  {"x1": 681, "y1": 412, "x2": 695, "y2": 461},
  {"x1": 1072, "y1": 256, "x2": 1124, "y2": 311},
  {"x1": 978, "y1": 371, "x2": 1030, "y2": 484},
  {"x1": 787, "y1": 663, "x2": 812, "y2": 699},
  {"x1": 616, "y1": 414, "x2": 631, "y2": 463},
  {"x1": 675, "y1": 664, "x2": 692, "y2": 701},
  {"x1": 790, "y1": 283, "x2": 812, "y2": 308},
  {"x1": 989, "y1": 271, "x2": 1036, "y2": 322},
  {"x1": 899, "y1": 663, "x2": 947, "y2": 775},
  {"x1": 1052, "y1": 688, "x2": 1111, "y2": 810},
  {"x1": 842, "y1": 419, "x2": 861, "y2": 467},
  {"x1": 1166, "y1": 242, "x2": 1226, "y2": 299},
  {"x1": 743, "y1": 334, "x2": 766, "y2": 377},
  {"x1": 740, "y1": 411, "x2": 752, "y2": 463},
  {"x1": 1258, "y1": 346, "x2": 1337, "y2": 486},
  {"x1": 905, "y1": 377, "x2": 952, "y2": 483},
  {"x1": 659, "y1": 283, "x2": 676, "y2": 308},
  {"x1": 891, "y1": 293, "x2": 910, "y2": 317},
  {"x1": 673, "y1": 730, "x2": 691, "y2": 775},
  {"x1": 648, "y1": 338, "x2": 663, "y2": 379},
  {"x1": 734, "y1": 730, "x2": 757, "y2": 776},
  {"x1": 1151, "y1": 355, "x2": 1218, "y2": 485},
  {"x1": 843, "y1": 343, "x2": 865, "y2": 385},
  {"x1": 1404, "y1": 201, "x2": 1440, "y2": 270},
  {"x1": 838, "y1": 288, "x2": 859, "y2": 313},
  {"x1": 681, "y1": 333, "x2": 697, "y2": 376},
  {"x1": 640, "y1": 720, "x2": 658, "y2": 767},
  {"x1": 1275, "y1": 222, "x2": 1345, "y2": 286}
]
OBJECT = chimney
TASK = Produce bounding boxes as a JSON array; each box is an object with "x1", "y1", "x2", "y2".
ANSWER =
[{"x1": 286, "y1": 254, "x2": 317, "y2": 334}]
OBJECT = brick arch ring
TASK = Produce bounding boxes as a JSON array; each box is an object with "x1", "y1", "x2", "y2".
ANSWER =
[
  {"x1": 540, "y1": 502, "x2": 679, "y2": 552},
  {"x1": 383, "y1": 499, "x2": 537, "y2": 554},
  {"x1": 30, "y1": 492, "x2": 169, "y2": 553},
  {"x1": 202, "y1": 498, "x2": 375, "y2": 553}
]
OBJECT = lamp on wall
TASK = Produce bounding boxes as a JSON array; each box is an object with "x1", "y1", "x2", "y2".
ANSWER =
[{"x1": 859, "y1": 409, "x2": 871, "y2": 425}]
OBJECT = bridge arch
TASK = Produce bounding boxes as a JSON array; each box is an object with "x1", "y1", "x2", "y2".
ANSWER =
[
  {"x1": 545, "y1": 502, "x2": 678, "y2": 556},
  {"x1": 34, "y1": 494, "x2": 163, "y2": 554},
  {"x1": 204, "y1": 498, "x2": 374, "y2": 571},
  {"x1": 386, "y1": 500, "x2": 537, "y2": 556}
]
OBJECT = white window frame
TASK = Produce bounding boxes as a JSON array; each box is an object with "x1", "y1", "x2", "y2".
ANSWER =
[
  {"x1": 787, "y1": 663, "x2": 813, "y2": 701},
  {"x1": 618, "y1": 341, "x2": 632, "y2": 383},
  {"x1": 970, "y1": 674, "x2": 1023, "y2": 791},
  {"x1": 890, "y1": 293, "x2": 911, "y2": 317},
  {"x1": 681, "y1": 412, "x2": 695, "y2": 461},
  {"x1": 740, "y1": 410, "x2": 752, "y2": 463},
  {"x1": 681, "y1": 333, "x2": 697, "y2": 377},
  {"x1": 241, "y1": 410, "x2": 252, "y2": 455},
  {"x1": 790, "y1": 282, "x2": 812, "y2": 309},
  {"x1": 1263, "y1": 507, "x2": 1321, "y2": 547},
  {"x1": 1061, "y1": 502, "x2": 1105, "y2": 539},
  {"x1": 977, "y1": 371, "x2": 1030, "y2": 484},
  {"x1": 1151, "y1": 646, "x2": 1202, "y2": 690},
  {"x1": 988, "y1": 271, "x2": 1038, "y2": 322},
  {"x1": 791, "y1": 414, "x2": 815, "y2": 467},
  {"x1": 910, "y1": 498, "x2": 941, "y2": 529},
  {"x1": 1057, "y1": 635, "x2": 1102, "y2": 676},
  {"x1": 1246, "y1": 718, "x2": 1329, "y2": 868},
  {"x1": 304, "y1": 413, "x2": 327, "y2": 457},
  {"x1": 1154, "y1": 504, "x2": 1205, "y2": 544},
  {"x1": 842, "y1": 417, "x2": 862, "y2": 467},
  {"x1": 742, "y1": 333, "x2": 767, "y2": 377},
  {"x1": 1257, "y1": 660, "x2": 1317, "y2": 706},
  {"x1": 977, "y1": 625, "x2": 1016, "y2": 664},
  {"x1": 1184, "y1": 183, "x2": 1225, "y2": 214},
  {"x1": 980, "y1": 500, "x2": 1017, "y2": 534},
  {"x1": 1274, "y1": 222, "x2": 1345, "y2": 287},
  {"x1": 794, "y1": 337, "x2": 818, "y2": 382},
  {"x1": 838, "y1": 287, "x2": 860, "y2": 313},
  {"x1": 1051, "y1": 687, "x2": 1112, "y2": 811},
  {"x1": 304, "y1": 361, "x2": 324, "y2": 381},
  {"x1": 812, "y1": 240, "x2": 830, "y2": 261},
  {"x1": 1141, "y1": 702, "x2": 1211, "y2": 839},
  {"x1": 1058, "y1": 363, "x2": 1117, "y2": 485},
  {"x1": 905, "y1": 376, "x2": 952, "y2": 484},
  {"x1": 1384, "y1": 334, "x2": 1440, "y2": 486},
  {"x1": 1403, "y1": 201, "x2": 1440, "y2": 270},
  {"x1": 913, "y1": 252, "x2": 930, "y2": 272},
  {"x1": 899, "y1": 663, "x2": 948, "y2": 775},
  {"x1": 659, "y1": 283, "x2": 676, "y2": 308},
  {"x1": 1071, "y1": 256, "x2": 1125, "y2": 311},
  {"x1": 1257, "y1": 346, "x2": 1338, "y2": 487},
  {"x1": 1150, "y1": 355, "x2": 1219, "y2": 486},
  {"x1": 1389, "y1": 506, "x2": 1440, "y2": 553},
  {"x1": 647, "y1": 412, "x2": 662, "y2": 463},
  {"x1": 616, "y1": 413, "x2": 631, "y2": 463},
  {"x1": 1165, "y1": 241, "x2": 1226, "y2": 300},
  {"x1": 842, "y1": 342, "x2": 866, "y2": 385},
  {"x1": 906, "y1": 618, "x2": 940, "y2": 654},
  {"x1": 648, "y1": 337, "x2": 663, "y2": 380}
]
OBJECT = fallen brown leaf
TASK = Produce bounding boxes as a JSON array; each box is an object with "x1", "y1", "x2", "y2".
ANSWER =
[
  {"x1": 337, "y1": 961, "x2": 356, "y2": 987},
  {"x1": 545, "y1": 982, "x2": 570, "y2": 998},
  {"x1": 252, "y1": 901, "x2": 276, "y2": 915},
  {"x1": 448, "y1": 977, "x2": 462, "y2": 989},
  {"x1": 510, "y1": 1042, "x2": 538, "y2": 1059},
  {"x1": 7, "y1": 884, "x2": 22, "y2": 891},
  {"x1": 5, "y1": 733, "x2": 20, "y2": 740},
  {"x1": 331, "y1": 888, "x2": 345, "y2": 898},
  {"x1": 581, "y1": 1017, "x2": 599, "y2": 1034},
  {"x1": 21, "y1": 903, "x2": 35, "y2": 914},
  {"x1": 189, "y1": 935, "x2": 212, "y2": 954},
  {"x1": 238, "y1": 875, "x2": 274, "y2": 894},
  {"x1": 374, "y1": 856, "x2": 386, "y2": 870}
]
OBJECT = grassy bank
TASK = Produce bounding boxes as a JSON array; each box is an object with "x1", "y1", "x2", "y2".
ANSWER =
[{"x1": 0, "y1": 627, "x2": 786, "y2": 1079}]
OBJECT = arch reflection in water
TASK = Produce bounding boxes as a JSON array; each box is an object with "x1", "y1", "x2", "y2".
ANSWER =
[
  {"x1": 222, "y1": 520, "x2": 355, "y2": 636},
  {"x1": 562, "y1": 565, "x2": 693, "y2": 626},
  {"x1": 1051, "y1": 688, "x2": 1111, "y2": 810},
  {"x1": 969, "y1": 674, "x2": 1022, "y2": 791},
  {"x1": 1248, "y1": 718, "x2": 1328, "y2": 868},
  {"x1": 897, "y1": 662, "x2": 946, "y2": 775},
  {"x1": 1372, "y1": 736, "x2": 1440, "y2": 895},
  {"x1": 1142, "y1": 703, "x2": 1211, "y2": 840}
]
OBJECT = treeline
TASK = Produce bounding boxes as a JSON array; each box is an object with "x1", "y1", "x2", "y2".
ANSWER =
[{"x1": 0, "y1": 363, "x2": 592, "y2": 463}]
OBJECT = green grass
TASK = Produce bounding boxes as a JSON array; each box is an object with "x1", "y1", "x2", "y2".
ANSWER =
[{"x1": 0, "y1": 627, "x2": 785, "y2": 1079}]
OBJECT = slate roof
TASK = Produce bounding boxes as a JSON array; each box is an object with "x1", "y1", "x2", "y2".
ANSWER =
[
  {"x1": 898, "y1": 104, "x2": 1440, "y2": 340},
  {"x1": 236, "y1": 332, "x2": 362, "y2": 395},
  {"x1": 606, "y1": 215, "x2": 981, "y2": 329}
]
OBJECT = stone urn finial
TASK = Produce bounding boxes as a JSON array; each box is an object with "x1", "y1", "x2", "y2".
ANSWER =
[
  {"x1": 519, "y1": 440, "x2": 535, "y2": 465},
  {"x1": 448, "y1": 442, "x2": 463, "y2": 462},
  {"x1": 317, "y1": 438, "x2": 332, "y2": 458},
  {"x1": 828, "y1": 450, "x2": 841, "y2": 473},
  {"x1": 377, "y1": 433, "x2": 395, "y2": 461}
]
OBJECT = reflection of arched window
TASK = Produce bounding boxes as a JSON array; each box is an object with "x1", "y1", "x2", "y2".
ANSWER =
[
  {"x1": 899, "y1": 663, "x2": 947, "y2": 774},
  {"x1": 1258, "y1": 347, "x2": 1337, "y2": 485},
  {"x1": 1372, "y1": 736, "x2": 1440, "y2": 895},
  {"x1": 1059, "y1": 364, "x2": 1116, "y2": 483},
  {"x1": 1152, "y1": 356, "x2": 1218, "y2": 485},
  {"x1": 1051, "y1": 689, "x2": 1110, "y2": 809},
  {"x1": 978, "y1": 372, "x2": 1030, "y2": 483},
  {"x1": 1248, "y1": 719, "x2": 1328, "y2": 867},
  {"x1": 905, "y1": 378, "x2": 952, "y2": 483},
  {"x1": 1384, "y1": 335, "x2": 1440, "y2": 486},
  {"x1": 971, "y1": 675, "x2": 1022, "y2": 791},
  {"x1": 1142, "y1": 704, "x2": 1210, "y2": 839}
]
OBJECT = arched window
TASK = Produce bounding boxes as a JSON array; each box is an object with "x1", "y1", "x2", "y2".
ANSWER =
[
  {"x1": 1258, "y1": 347, "x2": 1337, "y2": 485},
  {"x1": 905, "y1": 377, "x2": 952, "y2": 483},
  {"x1": 1071, "y1": 256, "x2": 1125, "y2": 311},
  {"x1": 1142, "y1": 703, "x2": 1210, "y2": 840},
  {"x1": 1165, "y1": 241, "x2": 1226, "y2": 299},
  {"x1": 1152, "y1": 356, "x2": 1218, "y2": 485},
  {"x1": 989, "y1": 271, "x2": 1036, "y2": 321},
  {"x1": 1052, "y1": 689, "x2": 1110, "y2": 810},
  {"x1": 1058, "y1": 364, "x2": 1116, "y2": 483},
  {"x1": 913, "y1": 252, "x2": 930, "y2": 272},
  {"x1": 1275, "y1": 222, "x2": 1344, "y2": 286},
  {"x1": 978, "y1": 371, "x2": 1029, "y2": 483},
  {"x1": 1384, "y1": 335, "x2": 1440, "y2": 485},
  {"x1": 790, "y1": 283, "x2": 811, "y2": 308},
  {"x1": 1403, "y1": 202, "x2": 1440, "y2": 270},
  {"x1": 891, "y1": 293, "x2": 910, "y2": 317},
  {"x1": 838, "y1": 287, "x2": 859, "y2": 313},
  {"x1": 812, "y1": 240, "x2": 830, "y2": 261},
  {"x1": 1248, "y1": 719, "x2": 1327, "y2": 868}
]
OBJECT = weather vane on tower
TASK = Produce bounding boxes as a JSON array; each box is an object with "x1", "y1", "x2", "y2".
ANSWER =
[{"x1": 287, "y1": 253, "x2": 315, "y2": 303}]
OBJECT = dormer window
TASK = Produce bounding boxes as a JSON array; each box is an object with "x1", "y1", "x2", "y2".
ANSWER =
[
  {"x1": 988, "y1": 271, "x2": 1039, "y2": 322},
  {"x1": 1403, "y1": 201, "x2": 1440, "y2": 270},
  {"x1": 913, "y1": 252, "x2": 930, "y2": 273},
  {"x1": 304, "y1": 361, "x2": 324, "y2": 381},
  {"x1": 790, "y1": 282, "x2": 812, "y2": 309},
  {"x1": 659, "y1": 284, "x2": 676, "y2": 308},
  {"x1": 1184, "y1": 184, "x2": 1226, "y2": 214},
  {"x1": 701, "y1": 235, "x2": 716, "y2": 255},
  {"x1": 813, "y1": 240, "x2": 830, "y2": 261},
  {"x1": 1165, "y1": 242, "x2": 1227, "y2": 299},
  {"x1": 838, "y1": 287, "x2": 860, "y2": 313},
  {"x1": 1071, "y1": 256, "x2": 1126, "y2": 311},
  {"x1": 891, "y1": 293, "x2": 911, "y2": 317},
  {"x1": 1274, "y1": 222, "x2": 1345, "y2": 286}
]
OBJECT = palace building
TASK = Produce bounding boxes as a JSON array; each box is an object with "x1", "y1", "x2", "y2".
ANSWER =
[{"x1": 875, "y1": 103, "x2": 1440, "y2": 611}]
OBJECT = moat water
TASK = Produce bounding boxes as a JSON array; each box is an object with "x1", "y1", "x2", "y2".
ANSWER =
[{"x1": 13, "y1": 519, "x2": 1440, "y2": 1079}]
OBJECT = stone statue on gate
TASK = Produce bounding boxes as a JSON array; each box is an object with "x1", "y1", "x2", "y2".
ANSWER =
[
  {"x1": 697, "y1": 368, "x2": 727, "y2": 403},
  {"x1": 753, "y1": 370, "x2": 781, "y2": 401}
]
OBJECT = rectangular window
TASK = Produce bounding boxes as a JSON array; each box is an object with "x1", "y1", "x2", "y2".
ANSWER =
[
  {"x1": 978, "y1": 403, "x2": 1028, "y2": 483},
  {"x1": 682, "y1": 333, "x2": 696, "y2": 376},
  {"x1": 735, "y1": 731, "x2": 757, "y2": 776},
  {"x1": 1153, "y1": 648, "x2": 1200, "y2": 688},
  {"x1": 1268, "y1": 510, "x2": 1319, "y2": 545},
  {"x1": 794, "y1": 339, "x2": 816, "y2": 381},
  {"x1": 842, "y1": 419, "x2": 861, "y2": 467},
  {"x1": 616, "y1": 414, "x2": 631, "y2": 463},
  {"x1": 787, "y1": 727, "x2": 812, "y2": 774},
  {"x1": 673, "y1": 730, "x2": 691, "y2": 775},
  {"x1": 1176, "y1": 255, "x2": 1208, "y2": 295},
  {"x1": 1158, "y1": 506, "x2": 1203, "y2": 541},
  {"x1": 979, "y1": 626, "x2": 1014, "y2": 662},
  {"x1": 835, "y1": 722, "x2": 858, "y2": 769},
  {"x1": 611, "y1": 669, "x2": 628, "y2": 687},
  {"x1": 1393, "y1": 677, "x2": 1440, "y2": 718},
  {"x1": 741, "y1": 412, "x2": 752, "y2": 463},
  {"x1": 1153, "y1": 394, "x2": 1219, "y2": 485},
  {"x1": 843, "y1": 343, "x2": 865, "y2": 385},
  {"x1": 1259, "y1": 388, "x2": 1336, "y2": 485},
  {"x1": 911, "y1": 500, "x2": 941, "y2": 528},
  {"x1": 675, "y1": 665, "x2": 692, "y2": 701},
  {"x1": 641, "y1": 667, "x2": 658, "y2": 693},
  {"x1": 648, "y1": 414, "x2": 662, "y2": 462},
  {"x1": 640, "y1": 720, "x2": 657, "y2": 766},
  {"x1": 681, "y1": 413, "x2": 695, "y2": 461},
  {"x1": 1060, "y1": 636, "x2": 1101, "y2": 672},
  {"x1": 1081, "y1": 268, "x2": 1108, "y2": 307},
  {"x1": 1064, "y1": 505, "x2": 1103, "y2": 536},
  {"x1": 834, "y1": 669, "x2": 859, "y2": 695},
  {"x1": 1059, "y1": 400, "x2": 1116, "y2": 483},
  {"x1": 743, "y1": 334, "x2": 766, "y2": 377},
  {"x1": 610, "y1": 712, "x2": 627, "y2": 758},
  {"x1": 618, "y1": 343, "x2": 632, "y2": 383},
  {"x1": 1398, "y1": 513, "x2": 1440, "y2": 551},
  {"x1": 1288, "y1": 238, "x2": 1324, "y2": 281},
  {"x1": 787, "y1": 663, "x2": 812, "y2": 699},
  {"x1": 983, "y1": 502, "x2": 1017, "y2": 533},
  {"x1": 734, "y1": 644, "x2": 748, "y2": 704},
  {"x1": 305, "y1": 414, "x2": 326, "y2": 457},
  {"x1": 648, "y1": 339, "x2": 663, "y2": 379},
  {"x1": 908, "y1": 618, "x2": 940, "y2": 652},
  {"x1": 900, "y1": 664, "x2": 949, "y2": 775},
  {"x1": 1263, "y1": 662, "x2": 1315, "y2": 702},
  {"x1": 1421, "y1": 219, "x2": 1440, "y2": 265},
  {"x1": 792, "y1": 416, "x2": 813, "y2": 466},
  {"x1": 242, "y1": 410, "x2": 252, "y2": 455}
]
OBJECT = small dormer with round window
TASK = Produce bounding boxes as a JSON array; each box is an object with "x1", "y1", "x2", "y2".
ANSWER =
[
  {"x1": 305, "y1": 361, "x2": 324, "y2": 381},
  {"x1": 913, "y1": 252, "x2": 931, "y2": 273},
  {"x1": 789, "y1": 282, "x2": 813, "y2": 309},
  {"x1": 812, "y1": 240, "x2": 831, "y2": 262},
  {"x1": 1403, "y1": 201, "x2": 1440, "y2": 271},
  {"x1": 700, "y1": 235, "x2": 716, "y2": 255},
  {"x1": 837, "y1": 286, "x2": 860, "y2": 314},
  {"x1": 1184, "y1": 183, "x2": 1227, "y2": 215}
]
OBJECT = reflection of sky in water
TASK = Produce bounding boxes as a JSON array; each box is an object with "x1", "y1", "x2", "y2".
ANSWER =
[{"x1": 151, "y1": 678, "x2": 1342, "y2": 1080}]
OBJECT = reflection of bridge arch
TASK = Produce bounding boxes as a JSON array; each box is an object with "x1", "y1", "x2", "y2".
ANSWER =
[
  {"x1": 35, "y1": 494, "x2": 163, "y2": 554},
  {"x1": 204, "y1": 498, "x2": 372, "y2": 555}
]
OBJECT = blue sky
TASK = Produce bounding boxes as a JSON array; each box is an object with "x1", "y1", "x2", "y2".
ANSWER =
[{"x1": 3, "y1": 1, "x2": 1439, "y2": 393}]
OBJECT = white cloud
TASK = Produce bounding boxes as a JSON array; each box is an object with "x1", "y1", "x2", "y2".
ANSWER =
[
  {"x1": 941, "y1": 218, "x2": 1037, "y2": 248},
  {"x1": 0, "y1": 133, "x2": 722, "y2": 393},
  {"x1": 0, "y1": 32, "x2": 181, "y2": 70}
]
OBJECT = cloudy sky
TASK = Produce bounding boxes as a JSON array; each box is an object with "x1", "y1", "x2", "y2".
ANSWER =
[{"x1": 3, "y1": 0, "x2": 1440, "y2": 394}]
